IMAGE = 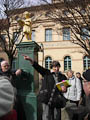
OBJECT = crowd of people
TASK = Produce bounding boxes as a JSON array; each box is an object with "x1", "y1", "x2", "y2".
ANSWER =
[
  {"x1": 23, "y1": 55, "x2": 90, "y2": 120},
  {"x1": 0, "y1": 60, "x2": 28, "y2": 120},
  {"x1": 0, "y1": 55, "x2": 90, "y2": 120}
]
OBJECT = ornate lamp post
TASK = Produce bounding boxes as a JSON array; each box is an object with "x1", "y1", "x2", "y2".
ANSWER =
[{"x1": 40, "y1": 43, "x2": 44, "y2": 67}]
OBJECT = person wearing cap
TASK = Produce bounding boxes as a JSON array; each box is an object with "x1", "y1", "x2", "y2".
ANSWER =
[
  {"x1": 70, "y1": 69, "x2": 90, "y2": 120},
  {"x1": 23, "y1": 55, "x2": 67, "y2": 120},
  {"x1": 83, "y1": 69, "x2": 90, "y2": 96},
  {"x1": 81, "y1": 69, "x2": 90, "y2": 119}
]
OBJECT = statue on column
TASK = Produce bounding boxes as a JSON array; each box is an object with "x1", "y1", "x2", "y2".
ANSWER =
[{"x1": 18, "y1": 11, "x2": 32, "y2": 41}]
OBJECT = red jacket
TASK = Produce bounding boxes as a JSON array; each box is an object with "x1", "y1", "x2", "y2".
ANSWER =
[{"x1": 0, "y1": 109, "x2": 17, "y2": 120}]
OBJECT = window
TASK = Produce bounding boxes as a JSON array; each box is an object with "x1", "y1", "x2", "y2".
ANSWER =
[
  {"x1": 12, "y1": 58, "x2": 17, "y2": 70},
  {"x1": 45, "y1": 56, "x2": 52, "y2": 69},
  {"x1": 64, "y1": 56, "x2": 71, "y2": 71},
  {"x1": 45, "y1": 29, "x2": 52, "y2": 41},
  {"x1": 83, "y1": 56, "x2": 90, "y2": 70},
  {"x1": 45, "y1": 11, "x2": 50, "y2": 17},
  {"x1": 63, "y1": 10, "x2": 69, "y2": 16},
  {"x1": 13, "y1": 32, "x2": 18, "y2": 43},
  {"x1": 80, "y1": 9, "x2": 86, "y2": 14},
  {"x1": 1, "y1": 34, "x2": 6, "y2": 41},
  {"x1": 63, "y1": 28, "x2": 70, "y2": 40},
  {"x1": 81, "y1": 28, "x2": 90, "y2": 40},
  {"x1": 32, "y1": 30, "x2": 35, "y2": 41}
]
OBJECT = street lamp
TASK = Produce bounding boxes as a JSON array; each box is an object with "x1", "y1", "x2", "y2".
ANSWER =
[{"x1": 40, "y1": 43, "x2": 44, "y2": 67}]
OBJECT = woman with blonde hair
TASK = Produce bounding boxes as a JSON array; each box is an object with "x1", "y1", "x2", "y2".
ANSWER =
[{"x1": 63, "y1": 70, "x2": 82, "y2": 120}]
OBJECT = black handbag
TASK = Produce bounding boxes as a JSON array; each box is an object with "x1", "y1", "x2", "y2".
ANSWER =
[
  {"x1": 38, "y1": 89, "x2": 49, "y2": 104},
  {"x1": 50, "y1": 93, "x2": 66, "y2": 108}
]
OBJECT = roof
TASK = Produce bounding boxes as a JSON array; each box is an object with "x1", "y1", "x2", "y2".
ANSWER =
[
  {"x1": 9, "y1": 2, "x2": 65, "y2": 15},
  {"x1": 9, "y1": 0, "x2": 90, "y2": 16}
]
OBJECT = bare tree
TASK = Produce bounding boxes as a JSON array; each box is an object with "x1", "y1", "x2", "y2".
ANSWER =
[
  {"x1": 0, "y1": 0, "x2": 25, "y2": 67},
  {"x1": 39, "y1": 0, "x2": 90, "y2": 57}
]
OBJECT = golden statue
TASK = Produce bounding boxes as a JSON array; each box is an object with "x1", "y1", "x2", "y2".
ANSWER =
[{"x1": 18, "y1": 11, "x2": 32, "y2": 41}]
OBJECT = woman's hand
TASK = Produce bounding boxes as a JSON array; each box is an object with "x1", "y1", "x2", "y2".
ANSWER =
[{"x1": 61, "y1": 86, "x2": 67, "y2": 93}]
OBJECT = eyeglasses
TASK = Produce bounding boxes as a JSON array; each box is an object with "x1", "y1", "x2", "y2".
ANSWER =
[{"x1": 2, "y1": 65, "x2": 10, "y2": 67}]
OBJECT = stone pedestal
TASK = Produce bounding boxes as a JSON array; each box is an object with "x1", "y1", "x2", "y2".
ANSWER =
[{"x1": 16, "y1": 41, "x2": 40, "y2": 120}]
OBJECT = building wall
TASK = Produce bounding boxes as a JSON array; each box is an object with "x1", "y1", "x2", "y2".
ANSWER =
[
  {"x1": 0, "y1": 19, "x2": 84, "y2": 74},
  {"x1": 0, "y1": 4, "x2": 87, "y2": 75},
  {"x1": 38, "y1": 42, "x2": 84, "y2": 73},
  {"x1": 32, "y1": 20, "x2": 85, "y2": 74}
]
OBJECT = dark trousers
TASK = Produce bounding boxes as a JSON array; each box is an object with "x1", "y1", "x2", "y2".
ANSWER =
[
  {"x1": 15, "y1": 96, "x2": 26, "y2": 120},
  {"x1": 62, "y1": 100, "x2": 79, "y2": 120}
]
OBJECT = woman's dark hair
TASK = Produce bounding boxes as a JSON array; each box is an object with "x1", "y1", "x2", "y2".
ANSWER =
[
  {"x1": 76, "y1": 72, "x2": 81, "y2": 75},
  {"x1": 50, "y1": 61, "x2": 61, "y2": 69}
]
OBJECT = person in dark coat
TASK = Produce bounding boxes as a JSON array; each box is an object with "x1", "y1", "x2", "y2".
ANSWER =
[
  {"x1": 76, "y1": 72, "x2": 84, "y2": 97},
  {"x1": 0, "y1": 60, "x2": 28, "y2": 87},
  {"x1": 82, "y1": 69, "x2": 90, "y2": 120},
  {"x1": 0, "y1": 60, "x2": 27, "y2": 120},
  {"x1": 23, "y1": 55, "x2": 67, "y2": 120}
]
